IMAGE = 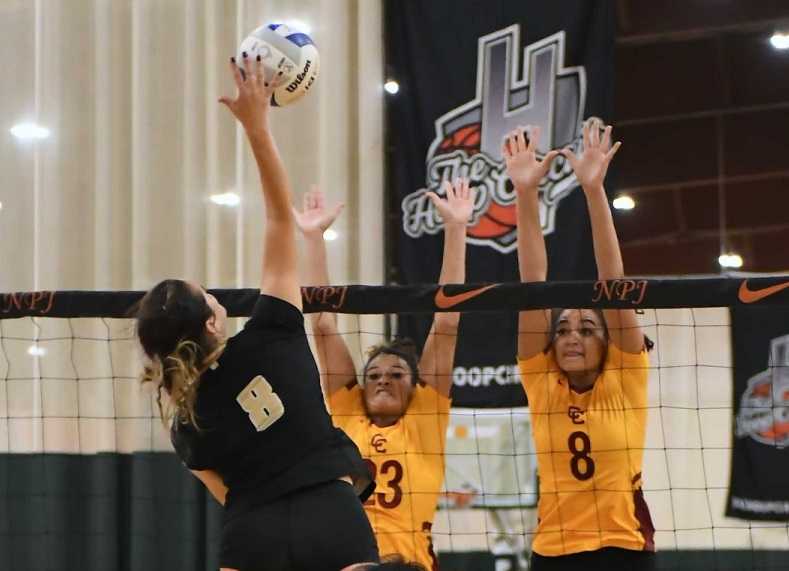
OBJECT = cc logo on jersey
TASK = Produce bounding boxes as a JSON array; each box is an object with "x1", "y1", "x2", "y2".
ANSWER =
[
  {"x1": 371, "y1": 433, "x2": 387, "y2": 453},
  {"x1": 568, "y1": 406, "x2": 585, "y2": 425}
]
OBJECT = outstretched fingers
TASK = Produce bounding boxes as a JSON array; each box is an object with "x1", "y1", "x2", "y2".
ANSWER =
[
  {"x1": 541, "y1": 149, "x2": 560, "y2": 170},
  {"x1": 605, "y1": 141, "x2": 622, "y2": 162},
  {"x1": 589, "y1": 119, "x2": 601, "y2": 147},
  {"x1": 516, "y1": 128, "x2": 527, "y2": 154},
  {"x1": 229, "y1": 57, "x2": 244, "y2": 89},
  {"x1": 560, "y1": 147, "x2": 578, "y2": 169},
  {"x1": 601, "y1": 125, "x2": 612, "y2": 151},
  {"x1": 441, "y1": 179, "x2": 453, "y2": 202},
  {"x1": 241, "y1": 51, "x2": 254, "y2": 83},
  {"x1": 219, "y1": 58, "x2": 243, "y2": 108},
  {"x1": 502, "y1": 140, "x2": 512, "y2": 160},
  {"x1": 254, "y1": 54, "x2": 267, "y2": 87},
  {"x1": 330, "y1": 202, "x2": 345, "y2": 221},
  {"x1": 582, "y1": 120, "x2": 590, "y2": 151},
  {"x1": 527, "y1": 126, "x2": 541, "y2": 152},
  {"x1": 505, "y1": 132, "x2": 517, "y2": 158}
]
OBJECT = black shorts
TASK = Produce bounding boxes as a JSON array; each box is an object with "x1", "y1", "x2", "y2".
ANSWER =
[
  {"x1": 221, "y1": 479, "x2": 379, "y2": 571},
  {"x1": 531, "y1": 547, "x2": 656, "y2": 571}
]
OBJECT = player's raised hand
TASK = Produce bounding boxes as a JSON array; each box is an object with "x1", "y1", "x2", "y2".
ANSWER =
[
  {"x1": 427, "y1": 177, "x2": 475, "y2": 227},
  {"x1": 502, "y1": 126, "x2": 559, "y2": 192},
  {"x1": 293, "y1": 186, "x2": 344, "y2": 237},
  {"x1": 219, "y1": 53, "x2": 282, "y2": 132},
  {"x1": 560, "y1": 118, "x2": 621, "y2": 191}
]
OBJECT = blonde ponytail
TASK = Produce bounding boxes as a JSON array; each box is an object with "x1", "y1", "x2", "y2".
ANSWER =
[{"x1": 141, "y1": 339, "x2": 225, "y2": 429}]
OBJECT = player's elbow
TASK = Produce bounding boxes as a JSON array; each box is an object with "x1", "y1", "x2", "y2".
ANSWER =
[
  {"x1": 311, "y1": 312, "x2": 339, "y2": 335},
  {"x1": 433, "y1": 312, "x2": 460, "y2": 333}
]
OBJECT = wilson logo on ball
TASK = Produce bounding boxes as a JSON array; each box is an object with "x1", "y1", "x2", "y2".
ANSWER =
[
  {"x1": 401, "y1": 24, "x2": 589, "y2": 253},
  {"x1": 286, "y1": 59, "x2": 313, "y2": 93}
]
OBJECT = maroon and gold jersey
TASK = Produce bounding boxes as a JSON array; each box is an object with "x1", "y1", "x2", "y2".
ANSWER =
[
  {"x1": 518, "y1": 343, "x2": 655, "y2": 556},
  {"x1": 329, "y1": 383, "x2": 450, "y2": 570}
]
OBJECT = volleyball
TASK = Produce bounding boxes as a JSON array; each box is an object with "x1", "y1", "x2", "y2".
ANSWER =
[{"x1": 237, "y1": 23, "x2": 320, "y2": 107}]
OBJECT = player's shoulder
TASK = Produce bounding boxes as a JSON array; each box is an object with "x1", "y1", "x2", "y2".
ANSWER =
[
  {"x1": 603, "y1": 342, "x2": 650, "y2": 372},
  {"x1": 208, "y1": 333, "x2": 259, "y2": 375},
  {"x1": 243, "y1": 294, "x2": 305, "y2": 336},
  {"x1": 517, "y1": 349, "x2": 556, "y2": 374},
  {"x1": 409, "y1": 382, "x2": 450, "y2": 406},
  {"x1": 328, "y1": 380, "x2": 365, "y2": 415},
  {"x1": 518, "y1": 350, "x2": 560, "y2": 399}
]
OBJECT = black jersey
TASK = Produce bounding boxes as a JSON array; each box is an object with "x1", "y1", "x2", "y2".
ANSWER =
[{"x1": 171, "y1": 294, "x2": 372, "y2": 516}]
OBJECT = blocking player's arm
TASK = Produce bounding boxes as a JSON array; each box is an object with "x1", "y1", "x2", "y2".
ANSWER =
[
  {"x1": 190, "y1": 469, "x2": 228, "y2": 506},
  {"x1": 219, "y1": 55, "x2": 301, "y2": 310},
  {"x1": 561, "y1": 120, "x2": 643, "y2": 353},
  {"x1": 419, "y1": 178, "x2": 474, "y2": 398},
  {"x1": 294, "y1": 188, "x2": 357, "y2": 396},
  {"x1": 504, "y1": 127, "x2": 558, "y2": 359}
]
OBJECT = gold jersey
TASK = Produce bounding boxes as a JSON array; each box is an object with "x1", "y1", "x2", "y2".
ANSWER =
[
  {"x1": 329, "y1": 383, "x2": 450, "y2": 570},
  {"x1": 518, "y1": 343, "x2": 655, "y2": 556}
]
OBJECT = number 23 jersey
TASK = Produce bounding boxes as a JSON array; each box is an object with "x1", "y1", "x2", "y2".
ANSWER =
[
  {"x1": 329, "y1": 383, "x2": 450, "y2": 570},
  {"x1": 518, "y1": 343, "x2": 655, "y2": 556}
]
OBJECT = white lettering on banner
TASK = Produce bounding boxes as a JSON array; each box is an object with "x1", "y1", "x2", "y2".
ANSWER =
[
  {"x1": 401, "y1": 25, "x2": 588, "y2": 253},
  {"x1": 453, "y1": 364, "x2": 521, "y2": 387},
  {"x1": 731, "y1": 496, "x2": 789, "y2": 515}
]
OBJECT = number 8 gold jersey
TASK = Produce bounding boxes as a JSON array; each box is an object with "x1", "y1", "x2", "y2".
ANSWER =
[
  {"x1": 329, "y1": 383, "x2": 450, "y2": 570},
  {"x1": 518, "y1": 343, "x2": 655, "y2": 557}
]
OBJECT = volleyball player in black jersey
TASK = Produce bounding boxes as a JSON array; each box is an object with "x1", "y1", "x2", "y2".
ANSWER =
[{"x1": 134, "y1": 54, "x2": 378, "y2": 571}]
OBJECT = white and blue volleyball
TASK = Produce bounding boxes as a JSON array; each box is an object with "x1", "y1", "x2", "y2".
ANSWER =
[{"x1": 238, "y1": 23, "x2": 320, "y2": 107}]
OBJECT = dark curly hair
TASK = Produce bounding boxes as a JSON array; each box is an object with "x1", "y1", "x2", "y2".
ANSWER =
[{"x1": 362, "y1": 338, "x2": 421, "y2": 386}]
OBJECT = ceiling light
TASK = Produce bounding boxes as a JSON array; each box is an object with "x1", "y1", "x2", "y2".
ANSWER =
[
  {"x1": 10, "y1": 122, "x2": 50, "y2": 140},
  {"x1": 209, "y1": 192, "x2": 240, "y2": 206},
  {"x1": 384, "y1": 80, "x2": 400, "y2": 95},
  {"x1": 323, "y1": 228, "x2": 338, "y2": 241},
  {"x1": 27, "y1": 345, "x2": 47, "y2": 357},
  {"x1": 612, "y1": 195, "x2": 635, "y2": 210},
  {"x1": 718, "y1": 253, "x2": 743, "y2": 269},
  {"x1": 770, "y1": 32, "x2": 789, "y2": 50}
]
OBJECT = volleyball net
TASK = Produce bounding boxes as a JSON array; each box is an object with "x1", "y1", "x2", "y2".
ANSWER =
[{"x1": 2, "y1": 277, "x2": 789, "y2": 571}]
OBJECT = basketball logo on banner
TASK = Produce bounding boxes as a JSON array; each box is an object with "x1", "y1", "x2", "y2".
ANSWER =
[
  {"x1": 401, "y1": 24, "x2": 587, "y2": 253},
  {"x1": 735, "y1": 334, "x2": 789, "y2": 449}
]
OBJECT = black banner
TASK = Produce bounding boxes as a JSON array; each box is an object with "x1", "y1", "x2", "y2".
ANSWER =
[
  {"x1": 386, "y1": 1, "x2": 616, "y2": 406},
  {"x1": 727, "y1": 306, "x2": 789, "y2": 521}
]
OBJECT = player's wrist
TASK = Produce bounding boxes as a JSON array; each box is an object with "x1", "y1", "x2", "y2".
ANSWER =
[
  {"x1": 302, "y1": 228, "x2": 326, "y2": 240},
  {"x1": 514, "y1": 181, "x2": 539, "y2": 194},
  {"x1": 581, "y1": 183, "x2": 606, "y2": 197},
  {"x1": 443, "y1": 220, "x2": 467, "y2": 231},
  {"x1": 244, "y1": 121, "x2": 272, "y2": 143}
]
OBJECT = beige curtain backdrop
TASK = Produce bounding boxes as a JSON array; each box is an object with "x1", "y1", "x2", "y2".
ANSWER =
[
  {"x1": 0, "y1": 0, "x2": 386, "y2": 480},
  {"x1": 0, "y1": 0, "x2": 384, "y2": 294}
]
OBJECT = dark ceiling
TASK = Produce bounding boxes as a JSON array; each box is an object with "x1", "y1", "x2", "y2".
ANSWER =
[{"x1": 613, "y1": 0, "x2": 789, "y2": 275}]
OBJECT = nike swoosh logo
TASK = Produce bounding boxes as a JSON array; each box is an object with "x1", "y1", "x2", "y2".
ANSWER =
[
  {"x1": 738, "y1": 280, "x2": 789, "y2": 303},
  {"x1": 434, "y1": 285, "x2": 497, "y2": 309}
]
